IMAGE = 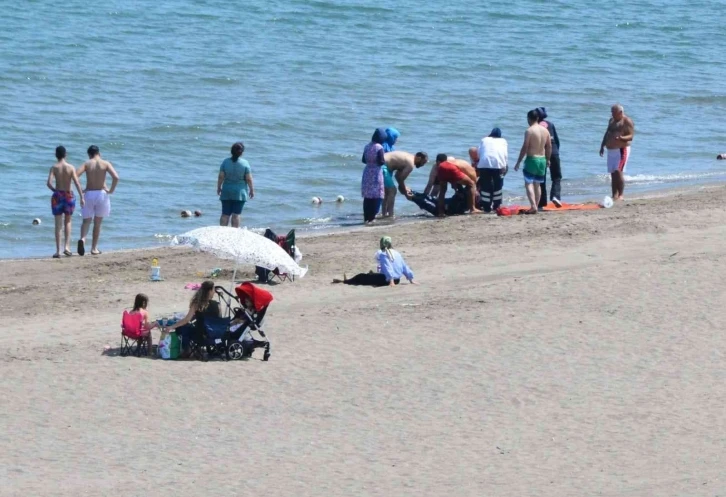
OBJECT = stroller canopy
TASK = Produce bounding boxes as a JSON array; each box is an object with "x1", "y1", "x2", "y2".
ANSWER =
[{"x1": 235, "y1": 283, "x2": 274, "y2": 311}]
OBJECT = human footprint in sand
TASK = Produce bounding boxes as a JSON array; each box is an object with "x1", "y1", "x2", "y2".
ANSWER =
[{"x1": 332, "y1": 236, "x2": 416, "y2": 287}]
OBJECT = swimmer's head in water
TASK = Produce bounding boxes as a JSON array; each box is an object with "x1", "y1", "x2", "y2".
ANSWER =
[
  {"x1": 55, "y1": 145, "x2": 66, "y2": 160},
  {"x1": 611, "y1": 103, "x2": 624, "y2": 119},
  {"x1": 414, "y1": 151, "x2": 428, "y2": 168},
  {"x1": 231, "y1": 142, "x2": 245, "y2": 161},
  {"x1": 527, "y1": 110, "x2": 539, "y2": 125},
  {"x1": 435, "y1": 153, "x2": 448, "y2": 165},
  {"x1": 87, "y1": 145, "x2": 100, "y2": 158}
]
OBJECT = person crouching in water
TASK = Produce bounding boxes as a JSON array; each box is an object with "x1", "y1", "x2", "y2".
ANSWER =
[{"x1": 332, "y1": 236, "x2": 416, "y2": 287}]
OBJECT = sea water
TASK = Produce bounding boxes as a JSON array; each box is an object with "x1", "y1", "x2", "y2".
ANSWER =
[{"x1": 1, "y1": 0, "x2": 725, "y2": 258}]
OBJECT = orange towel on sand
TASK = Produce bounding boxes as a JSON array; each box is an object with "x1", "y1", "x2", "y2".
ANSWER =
[{"x1": 496, "y1": 202, "x2": 602, "y2": 216}]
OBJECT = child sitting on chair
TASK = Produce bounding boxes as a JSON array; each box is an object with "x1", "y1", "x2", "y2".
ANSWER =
[{"x1": 129, "y1": 293, "x2": 159, "y2": 349}]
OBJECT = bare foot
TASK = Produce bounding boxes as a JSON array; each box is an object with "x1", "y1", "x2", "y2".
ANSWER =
[
  {"x1": 470, "y1": 209, "x2": 484, "y2": 214},
  {"x1": 616, "y1": 196, "x2": 625, "y2": 201}
]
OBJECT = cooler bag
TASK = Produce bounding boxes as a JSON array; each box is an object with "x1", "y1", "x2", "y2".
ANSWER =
[{"x1": 158, "y1": 331, "x2": 181, "y2": 360}]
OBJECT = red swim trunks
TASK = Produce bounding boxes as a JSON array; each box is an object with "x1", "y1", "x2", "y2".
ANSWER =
[
  {"x1": 51, "y1": 190, "x2": 76, "y2": 216},
  {"x1": 436, "y1": 161, "x2": 467, "y2": 184}
]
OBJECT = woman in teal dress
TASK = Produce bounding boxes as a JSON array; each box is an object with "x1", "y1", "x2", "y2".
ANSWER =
[{"x1": 217, "y1": 142, "x2": 255, "y2": 227}]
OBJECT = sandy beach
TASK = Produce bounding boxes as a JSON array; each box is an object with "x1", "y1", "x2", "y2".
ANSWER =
[{"x1": 2, "y1": 186, "x2": 725, "y2": 496}]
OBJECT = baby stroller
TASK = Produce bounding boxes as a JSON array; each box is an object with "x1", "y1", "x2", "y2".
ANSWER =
[{"x1": 214, "y1": 283, "x2": 273, "y2": 361}]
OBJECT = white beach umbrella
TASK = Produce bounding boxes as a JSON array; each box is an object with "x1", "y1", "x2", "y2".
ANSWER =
[{"x1": 172, "y1": 226, "x2": 307, "y2": 286}]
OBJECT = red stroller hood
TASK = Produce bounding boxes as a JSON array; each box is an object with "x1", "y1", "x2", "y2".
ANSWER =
[{"x1": 235, "y1": 283, "x2": 274, "y2": 311}]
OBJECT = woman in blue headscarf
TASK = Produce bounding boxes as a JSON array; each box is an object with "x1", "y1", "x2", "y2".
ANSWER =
[
  {"x1": 361, "y1": 128, "x2": 387, "y2": 223},
  {"x1": 381, "y1": 127, "x2": 400, "y2": 218}
]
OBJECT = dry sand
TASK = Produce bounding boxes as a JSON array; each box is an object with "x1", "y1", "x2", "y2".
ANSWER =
[{"x1": 1, "y1": 186, "x2": 725, "y2": 496}]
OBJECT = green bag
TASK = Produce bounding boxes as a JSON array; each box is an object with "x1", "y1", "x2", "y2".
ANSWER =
[{"x1": 158, "y1": 331, "x2": 181, "y2": 360}]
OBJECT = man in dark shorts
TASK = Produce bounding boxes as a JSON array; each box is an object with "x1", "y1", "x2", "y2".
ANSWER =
[
  {"x1": 46, "y1": 146, "x2": 84, "y2": 258},
  {"x1": 535, "y1": 107, "x2": 563, "y2": 208}
]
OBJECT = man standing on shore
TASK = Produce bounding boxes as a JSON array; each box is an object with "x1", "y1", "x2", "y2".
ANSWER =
[
  {"x1": 535, "y1": 107, "x2": 563, "y2": 208},
  {"x1": 77, "y1": 145, "x2": 119, "y2": 255},
  {"x1": 474, "y1": 127, "x2": 508, "y2": 213},
  {"x1": 47, "y1": 146, "x2": 85, "y2": 258},
  {"x1": 514, "y1": 110, "x2": 552, "y2": 214},
  {"x1": 600, "y1": 104, "x2": 635, "y2": 201}
]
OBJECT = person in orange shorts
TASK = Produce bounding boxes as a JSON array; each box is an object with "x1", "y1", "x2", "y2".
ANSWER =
[{"x1": 420, "y1": 154, "x2": 481, "y2": 217}]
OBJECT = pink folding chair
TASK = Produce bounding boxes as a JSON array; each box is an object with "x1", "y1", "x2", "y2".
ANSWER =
[{"x1": 120, "y1": 310, "x2": 151, "y2": 357}]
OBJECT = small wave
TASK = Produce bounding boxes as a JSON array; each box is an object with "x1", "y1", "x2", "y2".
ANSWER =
[
  {"x1": 153, "y1": 233, "x2": 173, "y2": 240},
  {"x1": 295, "y1": 217, "x2": 333, "y2": 225},
  {"x1": 624, "y1": 172, "x2": 726, "y2": 183}
]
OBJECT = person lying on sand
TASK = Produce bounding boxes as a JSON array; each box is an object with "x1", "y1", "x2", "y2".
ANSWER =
[
  {"x1": 332, "y1": 236, "x2": 416, "y2": 287},
  {"x1": 406, "y1": 186, "x2": 479, "y2": 217}
]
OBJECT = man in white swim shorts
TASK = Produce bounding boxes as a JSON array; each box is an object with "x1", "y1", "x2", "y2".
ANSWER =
[
  {"x1": 600, "y1": 103, "x2": 635, "y2": 201},
  {"x1": 76, "y1": 145, "x2": 119, "y2": 255}
]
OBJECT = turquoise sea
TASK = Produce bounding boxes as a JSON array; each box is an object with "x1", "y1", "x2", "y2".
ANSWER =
[{"x1": 1, "y1": 0, "x2": 725, "y2": 258}]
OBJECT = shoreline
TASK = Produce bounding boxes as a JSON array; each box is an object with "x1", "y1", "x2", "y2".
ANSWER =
[{"x1": 3, "y1": 179, "x2": 724, "y2": 263}]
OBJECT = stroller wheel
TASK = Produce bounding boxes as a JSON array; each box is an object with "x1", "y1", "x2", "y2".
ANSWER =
[{"x1": 228, "y1": 342, "x2": 244, "y2": 360}]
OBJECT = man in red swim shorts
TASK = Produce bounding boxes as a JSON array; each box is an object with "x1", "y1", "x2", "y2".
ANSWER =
[{"x1": 422, "y1": 154, "x2": 481, "y2": 217}]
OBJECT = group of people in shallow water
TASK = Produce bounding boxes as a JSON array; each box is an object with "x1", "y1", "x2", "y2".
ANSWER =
[
  {"x1": 338, "y1": 104, "x2": 636, "y2": 288},
  {"x1": 359, "y1": 103, "x2": 635, "y2": 220}
]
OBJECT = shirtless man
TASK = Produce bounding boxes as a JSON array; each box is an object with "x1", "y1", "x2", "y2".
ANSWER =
[
  {"x1": 46, "y1": 146, "x2": 85, "y2": 258},
  {"x1": 76, "y1": 145, "x2": 119, "y2": 255},
  {"x1": 382, "y1": 150, "x2": 428, "y2": 217},
  {"x1": 514, "y1": 109, "x2": 552, "y2": 213},
  {"x1": 419, "y1": 153, "x2": 480, "y2": 217},
  {"x1": 599, "y1": 103, "x2": 635, "y2": 201}
]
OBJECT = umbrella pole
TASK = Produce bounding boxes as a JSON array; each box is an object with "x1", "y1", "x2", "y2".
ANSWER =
[{"x1": 231, "y1": 265, "x2": 237, "y2": 292}]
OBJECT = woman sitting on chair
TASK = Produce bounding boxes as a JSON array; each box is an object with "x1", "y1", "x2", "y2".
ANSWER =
[
  {"x1": 332, "y1": 236, "x2": 416, "y2": 287},
  {"x1": 165, "y1": 280, "x2": 220, "y2": 353}
]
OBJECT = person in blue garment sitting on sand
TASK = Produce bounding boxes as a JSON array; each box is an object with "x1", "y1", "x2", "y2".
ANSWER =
[{"x1": 332, "y1": 236, "x2": 416, "y2": 287}]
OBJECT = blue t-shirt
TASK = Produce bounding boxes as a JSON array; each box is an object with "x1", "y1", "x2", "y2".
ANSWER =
[{"x1": 219, "y1": 158, "x2": 251, "y2": 201}]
